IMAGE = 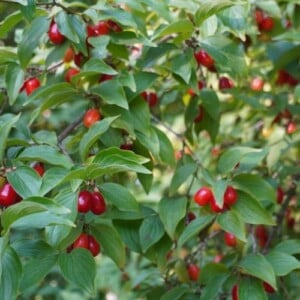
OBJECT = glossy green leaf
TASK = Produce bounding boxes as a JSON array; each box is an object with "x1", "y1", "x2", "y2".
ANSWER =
[
  {"x1": 5, "y1": 63, "x2": 24, "y2": 105},
  {"x1": 139, "y1": 215, "x2": 165, "y2": 252},
  {"x1": 99, "y1": 182, "x2": 139, "y2": 211},
  {"x1": 79, "y1": 117, "x2": 118, "y2": 160},
  {"x1": 0, "y1": 247, "x2": 22, "y2": 300},
  {"x1": 82, "y1": 58, "x2": 118, "y2": 75},
  {"x1": 0, "y1": 11, "x2": 23, "y2": 39},
  {"x1": 239, "y1": 277, "x2": 267, "y2": 300},
  {"x1": 274, "y1": 239, "x2": 300, "y2": 255},
  {"x1": 91, "y1": 221, "x2": 126, "y2": 268},
  {"x1": 158, "y1": 196, "x2": 187, "y2": 239},
  {"x1": 256, "y1": 0, "x2": 281, "y2": 18},
  {"x1": 18, "y1": 16, "x2": 50, "y2": 68},
  {"x1": 266, "y1": 251, "x2": 300, "y2": 276},
  {"x1": 161, "y1": 285, "x2": 189, "y2": 300},
  {"x1": 232, "y1": 192, "x2": 275, "y2": 225},
  {"x1": 213, "y1": 179, "x2": 227, "y2": 208},
  {"x1": 17, "y1": 145, "x2": 73, "y2": 169},
  {"x1": 6, "y1": 166, "x2": 42, "y2": 198},
  {"x1": 239, "y1": 254, "x2": 277, "y2": 290},
  {"x1": 170, "y1": 51, "x2": 194, "y2": 84},
  {"x1": 59, "y1": 249, "x2": 96, "y2": 295},
  {"x1": 153, "y1": 20, "x2": 194, "y2": 40},
  {"x1": 55, "y1": 11, "x2": 79, "y2": 43},
  {"x1": 217, "y1": 210, "x2": 246, "y2": 242},
  {"x1": 178, "y1": 215, "x2": 214, "y2": 248}
]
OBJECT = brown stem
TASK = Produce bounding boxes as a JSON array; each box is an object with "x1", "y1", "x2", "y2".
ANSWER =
[{"x1": 57, "y1": 114, "x2": 83, "y2": 143}]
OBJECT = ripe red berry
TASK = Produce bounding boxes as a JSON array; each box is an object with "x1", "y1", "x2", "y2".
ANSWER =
[
  {"x1": 286, "y1": 121, "x2": 297, "y2": 135},
  {"x1": 224, "y1": 186, "x2": 238, "y2": 206},
  {"x1": 186, "y1": 212, "x2": 196, "y2": 224},
  {"x1": 224, "y1": 232, "x2": 237, "y2": 247},
  {"x1": 64, "y1": 47, "x2": 74, "y2": 63},
  {"x1": 90, "y1": 191, "x2": 106, "y2": 215},
  {"x1": 187, "y1": 264, "x2": 200, "y2": 281},
  {"x1": 77, "y1": 190, "x2": 92, "y2": 213},
  {"x1": 83, "y1": 109, "x2": 101, "y2": 128},
  {"x1": 194, "y1": 49, "x2": 214, "y2": 68},
  {"x1": 187, "y1": 80, "x2": 206, "y2": 96},
  {"x1": 255, "y1": 9, "x2": 264, "y2": 25},
  {"x1": 74, "y1": 52, "x2": 85, "y2": 67},
  {"x1": 0, "y1": 183, "x2": 18, "y2": 207},
  {"x1": 263, "y1": 281, "x2": 275, "y2": 293},
  {"x1": 213, "y1": 254, "x2": 223, "y2": 263},
  {"x1": 120, "y1": 143, "x2": 133, "y2": 151},
  {"x1": 99, "y1": 74, "x2": 114, "y2": 82},
  {"x1": 73, "y1": 233, "x2": 89, "y2": 249},
  {"x1": 276, "y1": 187, "x2": 284, "y2": 204},
  {"x1": 255, "y1": 225, "x2": 268, "y2": 248},
  {"x1": 251, "y1": 77, "x2": 264, "y2": 91},
  {"x1": 259, "y1": 16, "x2": 274, "y2": 32},
  {"x1": 88, "y1": 235, "x2": 101, "y2": 256},
  {"x1": 194, "y1": 105, "x2": 204, "y2": 123},
  {"x1": 24, "y1": 78, "x2": 41, "y2": 95},
  {"x1": 33, "y1": 162, "x2": 45, "y2": 176},
  {"x1": 219, "y1": 76, "x2": 234, "y2": 90},
  {"x1": 48, "y1": 21, "x2": 65, "y2": 44},
  {"x1": 107, "y1": 20, "x2": 122, "y2": 32},
  {"x1": 232, "y1": 284, "x2": 239, "y2": 300},
  {"x1": 194, "y1": 187, "x2": 214, "y2": 206},
  {"x1": 94, "y1": 21, "x2": 110, "y2": 35},
  {"x1": 210, "y1": 196, "x2": 225, "y2": 213},
  {"x1": 141, "y1": 91, "x2": 158, "y2": 107},
  {"x1": 64, "y1": 68, "x2": 80, "y2": 83}
]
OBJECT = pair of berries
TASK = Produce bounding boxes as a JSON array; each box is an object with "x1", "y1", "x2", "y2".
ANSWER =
[
  {"x1": 78, "y1": 190, "x2": 106, "y2": 215},
  {"x1": 194, "y1": 185, "x2": 238, "y2": 213},
  {"x1": 69, "y1": 233, "x2": 100, "y2": 257}
]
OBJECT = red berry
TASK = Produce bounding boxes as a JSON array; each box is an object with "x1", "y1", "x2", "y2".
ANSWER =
[
  {"x1": 224, "y1": 186, "x2": 238, "y2": 206},
  {"x1": 224, "y1": 232, "x2": 237, "y2": 247},
  {"x1": 77, "y1": 190, "x2": 92, "y2": 213},
  {"x1": 282, "y1": 109, "x2": 292, "y2": 120},
  {"x1": 83, "y1": 109, "x2": 101, "y2": 128},
  {"x1": 33, "y1": 163, "x2": 45, "y2": 177},
  {"x1": 219, "y1": 76, "x2": 234, "y2": 90},
  {"x1": 255, "y1": 225, "x2": 268, "y2": 248},
  {"x1": 259, "y1": 16, "x2": 274, "y2": 32},
  {"x1": 64, "y1": 47, "x2": 74, "y2": 63},
  {"x1": 194, "y1": 105, "x2": 204, "y2": 123},
  {"x1": 276, "y1": 187, "x2": 284, "y2": 204},
  {"x1": 73, "y1": 233, "x2": 89, "y2": 249},
  {"x1": 141, "y1": 92, "x2": 158, "y2": 107},
  {"x1": 90, "y1": 191, "x2": 106, "y2": 215},
  {"x1": 194, "y1": 187, "x2": 214, "y2": 206},
  {"x1": 94, "y1": 21, "x2": 110, "y2": 35},
  {"x1": 24, "y1": 78, "x2": 41, "y2": 96},
  {"x1": 210, "y1": 196, "x2": 225, "y2": 213},
  {"x1": 99, "y1": 74, "x2": 114, "y2": 82},
  {"x1": 64, "y1": 68, "x2": 80, "y2": 83},
  {"x1": 286, "y1": 121, "x2": 297, "y2": 135},
  {"x1": 48, "y1": 21, "x2": 65, "y2": 44},
  {"x1": 74, "y1": 52, "x2": 85, "y2": 67},
  {"x1": 187, "y1": 264, "x2": 200, "y2": 281},
  {"x1": 194, "y1": 49, "x2": 214, "y2": 68},
  {"x1": 187, "y1": 80, "x2": 206, "y2": 97},
  {"x1": 232, "y1": 284, "x2": 239, "y2": 300},
  {"x1": 88, "y1": 235, "x2": 101, "y2": 256},
  {"x1": 255, "y1": 9, "x2": 264, "y2": 25},
  {"x1": 187, "y1": 212, "x2": 196, "y2": 223},
  {"x1": 0, "y1": 183, "x2": 18, "y2": 207},
  {"x1": 251, "y1": 77, "x2": 264, "y2": 91},
  {"x1": 120, "y1": 143, "x2": 133, "y2": 151},
  {"x1": 107, "y1": 20, "x2": 122, "y2": 32},
  {"x1": 213, "y1": 254, "x2": 223, "y2": 263},
  {"x1": 263, "y1": 281, "x2": 275, "y2": 293}
]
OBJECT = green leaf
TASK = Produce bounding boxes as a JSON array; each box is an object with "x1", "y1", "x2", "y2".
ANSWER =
[
  {"x1": 154, "y1": 127, "x2": 176, "y2": 167},
  {"x1": 274, "y1": 239, "x2": 300, "y2": 255},
  {"x1": 153, "y1": 20, "x2": 194, "y2": 40},
  {"x1": 20, "y1": 255, "x2": 58, "y2": 291},
  {"x1": 169, "y1": 51, "x2": 194, "y2": 84},
  {"x1": 59, "y1": 249, "x2": 96, "y2": 295},
  {"x1": 12, "y1": 239, "x2": 54, "y2": 258},
  {"x1": 161, "y1": 285, "x2": 189, "y2": 300},
  {"x1": 0, "y1": 247, "x2": 22, "y2": 300},
  {"x1": 217, "y1": 210, "x2": 246, "y2": 242},
  {"x1": 266, "y1": 251, "x2": 300, "y2": 276},
  {"x1": 6, "y1": 166, "x2": 42, "y2": 198},
  {"x1": 91, "y1": 79, "x2": 128, "y2": 109},
  {"x1": 232, "y1": 192, "x2": 275, "y2": 225},
  {"x1": 139, "y1": 215, "x2": 165, "y2": 253},
  {"x1": 99, "y1": 182, "x2": 139, "y2": 211},
  {"x1": 200, "y1": 35, "x2": 247, "y2": 78},
  {"x1": 213, "y1": 179, "x2": 227, "y2": 208},
  {"x1": 91, "y1": 147, "x2": 151, "y2": 176},
  {"x1": 130, "y1": 71, "x2": 158, "y2": 98},
  {"x1": 178, "y1": 215, "x2": 214, "y2": 248},
  {"x1": 233, "y1": 174, "x2": 276, "y2": 203},
  {"x1": 5, "y1": 63, "x2": 24, "y2": 105},
  {"x1": 238, "y1": 277, "x2": 267, "y2": 300},
  {"x1": 0, "y1": 50, "x2": 18, "y2": 65},
  {"x1": 217, "y1": 147, "x2": 267, "y2": 174},
  {"x1": 0, "y1": 11, "x2": 23, "y2": 39},
  {"x1": 256, "y1": 0, "x2": 281, "y2": 18},
  {"x1": 195, "y1": 0, "x2": 237, "y2": 26},
  {"x1": 0, "y1": 114, "x2": 20, "y2": 162},
  {"x1": 158, "y1": 196, "x2": 187, "y2": 240},
  {"x1": 82, "y1": 58, "x2": 118, "y2": 75},
  {"x1": 91, "y1": 221, "x2": 126, "y2": 268},
  {"x1": 17, "y1": 145, "x2": 73, "y2": 169},
  {"x1": 79, "y1": 117, "x2": 118, "y2": 160},
  {"x1": 18, "y1": 16, "x2": 50, "y2": 68},
  {"x1": 55, "y1": 11, "x2": 79, "y2": 43},
  {"x1": 170, "y1": 163, "x2": 197, "y2": 195},
  {"x1": 239, "y1": 254, "x2": 277, "y2": 290}
]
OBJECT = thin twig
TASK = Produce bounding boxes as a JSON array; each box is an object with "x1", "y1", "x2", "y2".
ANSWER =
[{"x1": 57, "y1": 114, "x2": 83, "y2": 143}]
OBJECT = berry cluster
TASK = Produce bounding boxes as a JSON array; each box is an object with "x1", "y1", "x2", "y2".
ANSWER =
[
  {"x1": 68, "y1": 233, "x2": 100, "y2": 257},
  {"x1": 77, "y1": 190, "x2": 106, "y2": 215}
]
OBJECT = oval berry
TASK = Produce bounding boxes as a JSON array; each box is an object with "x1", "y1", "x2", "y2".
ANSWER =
[
  {"x1": 0, "y1": 183, "x2": 18, "y2": 207},
  {"x1": 88, "y1": 235, "x2": 101, "y2": 256},
  {"x1": 78, "y1": 190, "x2": 92, "y2": 213},
  {"x1": 224, "y1": 232, "x2": 237, "y2": 247},
  {"x1": 187, "y1": 264, "x2": 200, "y2": 281},
  {"x1": 83, "y1": 109, "x2": 101, "y2": 128},
  {"x1": 194, "y1": 49, "x2": 214, "y2": 68},
  {"x1": 91, "y1": 191, "x2": 106, "y2": 215},
  {"x1": 224, "y1": 186, "x2": 238, "y2": 206},
  {"x1": 24, "y1": 78, "x2": 41, "y2": 96},
  {"x1": 73, "y1": 233, "x2": 89, "y2": 249},
  {"x1": 33, "y1": 162, "x2": 45, "y2": 177},
  {"x1": 232, "y1": 284, "x2": 239, "y2": 300},
  {"x1": 194, "y1": 187, "x2": 213, "y2": 206},
  {"x1": 65, "y1": 68, "x2": 80, "y2": 83},
  {"x1": 48, "y1": 21, "x2": 65, "y2": 44}
]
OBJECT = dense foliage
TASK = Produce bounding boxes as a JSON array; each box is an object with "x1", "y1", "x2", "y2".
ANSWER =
[{"x1": 0, "y1": 0, "x2": 299, "y2": 299}]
